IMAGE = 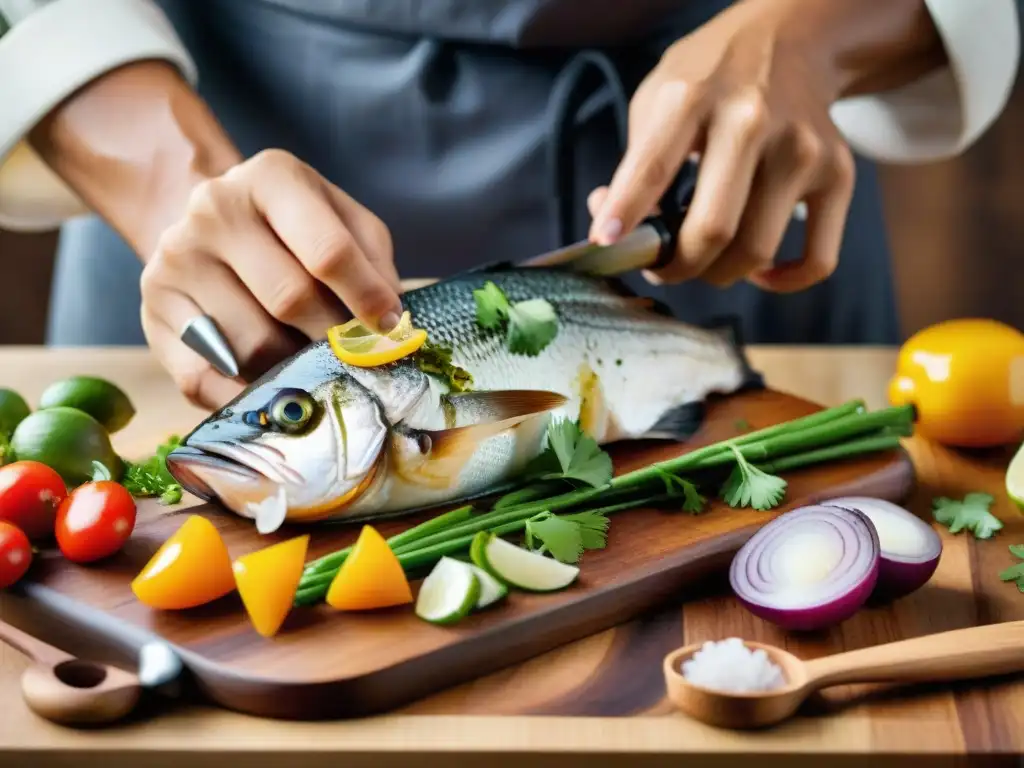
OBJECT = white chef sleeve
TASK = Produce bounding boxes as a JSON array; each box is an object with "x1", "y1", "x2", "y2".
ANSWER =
[
  {"x1": 831, "y1": 0, "x2": 1020, "y2": 164},
  {"x1": 0, "y1": 0, "x2": 196, "y2": 231}
]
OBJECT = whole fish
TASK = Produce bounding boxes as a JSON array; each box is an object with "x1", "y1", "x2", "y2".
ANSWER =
[{"x1": 166, "y1": 268, "x2": 762, "y2": 531}]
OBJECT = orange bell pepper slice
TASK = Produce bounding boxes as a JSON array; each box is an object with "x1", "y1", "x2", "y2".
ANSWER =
[
  {"x1": 233, "y1": 535, "x2": 309, "y2": 637},
  {"x1": 131, "y1": 515, "x2": 235, "y2": 609},
  {"x1": 326, "y1": 525, "x2": 412, "y2": 610}
]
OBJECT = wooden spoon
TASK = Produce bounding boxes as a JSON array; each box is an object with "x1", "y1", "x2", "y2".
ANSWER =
[
  {"x1": 664, "y1": 620, "x2": 1024, "y2": 730},
  {"x1": 0, "y1": 617, "x2": 141, "y2": 726}
]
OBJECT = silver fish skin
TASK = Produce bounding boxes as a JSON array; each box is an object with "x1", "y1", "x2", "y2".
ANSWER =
[{"x1": 165, "y1": 269, "x2": 761, "y2": 529}]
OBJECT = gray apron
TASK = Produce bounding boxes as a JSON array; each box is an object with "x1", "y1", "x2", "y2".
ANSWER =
[{"x1": 47, "y1": 0, "x2": 900, "y2": 347}]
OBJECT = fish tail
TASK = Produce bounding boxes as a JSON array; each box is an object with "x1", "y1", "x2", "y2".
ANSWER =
[{"x1": 705, "y1": 315, "x2": 765, "y2": 392}]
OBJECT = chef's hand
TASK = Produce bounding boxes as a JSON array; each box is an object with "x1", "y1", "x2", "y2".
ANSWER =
[
  {"x1": 140, "y1": 149, "x2": 403, "y2": 409},
  {"x1": 588, "y1": 0, "x2": 940, "y2": 292}
]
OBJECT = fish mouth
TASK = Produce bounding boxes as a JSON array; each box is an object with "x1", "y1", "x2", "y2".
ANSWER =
[
  {"x1": 165, "y1": 445, "x2": 263, "y2": 503},
  {"x1": 165, "y1": 439, "x2": 304, "y2": 507}
]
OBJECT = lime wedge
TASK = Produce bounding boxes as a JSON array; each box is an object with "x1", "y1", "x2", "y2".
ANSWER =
[
  {"x1": 1009, "y1": 441, "x2": 1024, "y2": 510},
  {"x1": 415, "y1": 557, "x2": 480, "y2": 625},
  {"x1": 467, "y1": 563, "x2": 508, "y2": 609},
  {"x1": 471, "y1": 532, "x2": 579, "y2": 593}
]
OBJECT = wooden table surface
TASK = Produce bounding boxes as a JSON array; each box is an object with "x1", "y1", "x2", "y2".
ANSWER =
[{"x1": 0, "y1": 345, "x2": 1021, "y2": 767}]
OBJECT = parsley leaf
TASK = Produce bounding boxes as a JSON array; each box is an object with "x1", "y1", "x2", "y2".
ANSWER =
[
  {"x1": 473, "y1": 281, "x2": 510, "y2": 329},
  {"x1": 999, "y1": 544, "x2": 1024, "y2": 593},
  {"x1": 720, "y1": 444, "x2": 787, "y2": 511},
  {"x1": 655, "y1": 469, "x2": 706, "y2": 513},
  {"x1": 411, "y1": 342, "x2": 473, "y2": 392},
  {"x1": 122, "y1": 435, "x2": 184, "y2": 505},
  {"x1": 506, "y1": 299, "x2": 558, "y2": 357},
  {"x1": 524, "y1": 509, "x2": 610, "y2": 564},
  {"x1": 526, "y1": 418, "x2": 613, "y2": 488},
  {"x1": 473, "y1": 281, "x2": 558, "y2": 356},
  {"x1": 932, "y1": 492, "x2": 1001, "y2": 539}
]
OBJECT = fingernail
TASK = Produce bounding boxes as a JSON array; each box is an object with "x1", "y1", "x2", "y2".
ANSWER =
[
  {"x1": 593, "y1": 217, "x2": 623, "y2": 245},
  {"x1": 379, "y1": 311, "x2": 401, "y2": 332}
]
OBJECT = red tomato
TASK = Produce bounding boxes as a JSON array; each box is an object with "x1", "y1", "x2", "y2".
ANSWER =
[
  {"x1": 55, "y1": 481, "x2": 137, "y2": 563},
  {"x1": 0, "y1": 521, "x2": 33, "y2": 588},
  {"x1": 0, "y1": 461, "x2": 67, "y2": 541}
]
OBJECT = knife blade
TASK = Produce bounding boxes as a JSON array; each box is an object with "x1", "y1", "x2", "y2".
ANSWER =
[{"x1": 516, "y1": 216, "x2": 676, "y2": 276}]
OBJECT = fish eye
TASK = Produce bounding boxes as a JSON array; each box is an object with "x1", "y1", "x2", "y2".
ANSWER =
[{"x1": 267, "y1": 388, "x2": 316, "y2": 433}]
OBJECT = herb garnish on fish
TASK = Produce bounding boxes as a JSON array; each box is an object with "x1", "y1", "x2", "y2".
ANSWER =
[
  {"x1": 473, "y1": 280, "x2": 558, "y2": 356},
  {"x1": 411, "y1": 341, "x2": 474, "y2": 393}
]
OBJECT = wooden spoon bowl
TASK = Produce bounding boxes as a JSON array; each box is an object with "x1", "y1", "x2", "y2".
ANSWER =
[{"x1": 664, "y1": 621, "x2": 1024, "y2": 730}]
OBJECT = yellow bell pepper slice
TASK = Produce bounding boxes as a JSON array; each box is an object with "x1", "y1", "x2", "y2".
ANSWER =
[
  {"x1": 232, "y1": 535, "x2": 309, "y2": 638},
  {"x1": 326, "y1": 525, "x2": 413, "y2": 610},
  {"x1": 327, "y1": 311, "x2": 428, "y2": 368},
  {"x1": 131, "y1": 515, "x2": 236, "y2": 609}
]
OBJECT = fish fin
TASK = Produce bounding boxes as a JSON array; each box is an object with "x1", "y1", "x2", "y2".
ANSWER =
[
  {"x1": 643, "y1": 401, "x2": 706, "y2": 442},
  {"x1": 705, "y1": 314, "x2": 764, "y2": 391},
  {"x1": 391, "y1": 391, "x2": 564, "y2": 489},
  {"x1": 445, "y1": 390, "x2": 568, "y2": 428}
]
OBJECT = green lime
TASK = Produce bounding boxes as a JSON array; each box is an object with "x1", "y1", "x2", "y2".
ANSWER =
[
  {"x1": 0, "y1": 388, "x2": 31, "y2": 438},
  {"x1": 10, "y1": 407, "x2": 123, "y2": 486},
  {"x1": 38, "y1": 376, "x2": 135, "y2": 434},
  {"x1": 1009, "y1": 441, "x2": 1024, "y2": 511}
]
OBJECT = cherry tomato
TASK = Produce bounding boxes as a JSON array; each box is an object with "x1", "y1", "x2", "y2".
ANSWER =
[
  {"x1": 0, "y1": 521, "x2": 33, "y2": 588},
  {"x1": 55, "y1": 481, "x2": 137, "y2": 563},
  {"x1": 0, "y1": 461, "x2": 67, "y2": 541}
]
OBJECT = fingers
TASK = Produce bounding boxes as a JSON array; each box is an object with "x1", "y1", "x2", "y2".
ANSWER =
[
  {"x1": 699, "y1": 126, "x2": 822, "y2": 288},
  {"x1": 749, "y1": 144, "x2": 856, "y2": 293},
  {"x1": 321, "y1": 182, "x2": 403, "y2": 297},
  {"x1": 139, "y1": 288, "x2": 246, "y2": 411},
  {"x1": 157, "y1": 195, "x2": 350, "y2": 347},
  {"x1": 588, "y1": 81, "x2": 704, "y2": 245},
  {"x1": 656, "y1": 92, "x2": 769, "y2": 283},
  {"x1": 237, "y1": 150, "x2": 404, "y2": 332}
]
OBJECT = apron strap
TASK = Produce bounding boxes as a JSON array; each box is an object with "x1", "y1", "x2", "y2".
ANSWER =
[{"x1": 546, "y1": 50, "x2": 629, "y2": 247}]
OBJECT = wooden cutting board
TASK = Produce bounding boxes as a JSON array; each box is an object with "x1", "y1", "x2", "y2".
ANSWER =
[{"x1": 2, "y1": 388, "x2": 914, "y2": 721}]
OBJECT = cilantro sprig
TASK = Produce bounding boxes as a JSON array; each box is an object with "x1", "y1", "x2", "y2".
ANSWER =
[
  {"x1": 932, "y1": 492, "x2": 1002, "y2": 539},
  {"x1": 999, "y1": 544, "x2": 1024, "y2": 593},
  {"x1": 473, "y1": 281, "x2": 558, "y2": 356},
  {"x1": 122, "y1": 435, "x2": 184, "y2": 505},
  {"x1": 719, "y1": 444, "x2": 787, "y2": 512},
  {"x1": 524, "y1": 418, "x2": 613, "y2": 489},
  {"x1": 525, "y1": 510, "x2": 610, "y2": 564}
]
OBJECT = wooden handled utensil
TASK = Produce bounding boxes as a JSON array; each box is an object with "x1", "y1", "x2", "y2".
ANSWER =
[
  {"x1": 0, "y1": 616, "x2": 141, "y2": 726},
  {"x1": 664, "y1": 620, "x2": 1024, "y2": 730}
]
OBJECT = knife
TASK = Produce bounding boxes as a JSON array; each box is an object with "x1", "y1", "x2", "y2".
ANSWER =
[
  {"x1": 517, "y1": 159, "x2": 699, "y2": 277},
  {"x1": 517, "y1": 160, "x2": 806, "y2": 278}
]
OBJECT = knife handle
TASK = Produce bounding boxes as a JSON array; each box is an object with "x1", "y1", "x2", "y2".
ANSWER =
[{"x1": 640, "y1": 158, "x2": 699, "y2": 272}]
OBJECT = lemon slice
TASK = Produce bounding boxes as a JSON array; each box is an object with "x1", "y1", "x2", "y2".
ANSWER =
[
  {"x1": 1008, "y1": 440, "x2": 1024, "y2": 511},
  {"x1": 327, "y1": 311, "x2": 427, "y2": 367}
]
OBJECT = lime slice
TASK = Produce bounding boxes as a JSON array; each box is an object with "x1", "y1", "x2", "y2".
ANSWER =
[
  {"x1": 327, "y1": 311, "x2": 428, "y2": 368},
  {"x1": 10, "y1": 407, "x2": 122, "y2": 486},
  {"x1": 467, "y1": 562, "x2": 508, "y2": 609},
  {"x1": 470, "y1": 532, "x2": 579, "y2": 592},
  {"x1": 38, "y1": 376, "x2": 135, "y2": 434},
  {"x1": 1009, "y1": 441, "x2": 1024, "y2": 510},
  {"x1": 415, "y1": 556, "x2": 480, "y2": 625}
]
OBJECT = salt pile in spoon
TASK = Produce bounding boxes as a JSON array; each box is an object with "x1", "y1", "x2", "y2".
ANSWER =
[{"x1": 681, "y1": 638, "x2": 785, "y2": 693}]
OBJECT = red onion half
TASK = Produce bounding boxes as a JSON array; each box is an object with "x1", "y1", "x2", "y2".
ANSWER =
[
  {"x1": 823, "y1": 497, "x2": 942, "y2": 600},
  {"x1": 729, "y1": 505, "x2": 880, "y2": 632}
]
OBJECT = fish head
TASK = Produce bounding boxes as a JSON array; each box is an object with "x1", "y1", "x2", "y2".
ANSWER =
[{"x1": 165, "y1": 342, "x2": 426, "y2": 524}]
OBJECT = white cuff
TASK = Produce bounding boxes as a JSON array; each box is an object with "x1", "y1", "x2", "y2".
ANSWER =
[
  {"x1": 830, "y1": 0, "x2": 1020, "y2": 164},
  {"x1": 0, "y1": 0, "x2": 196, "y2": 231}
]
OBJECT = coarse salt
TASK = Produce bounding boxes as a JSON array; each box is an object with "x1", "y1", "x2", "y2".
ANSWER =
[{"x1": 681, "y1": 637, "x2": 785, "y2": 693}]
